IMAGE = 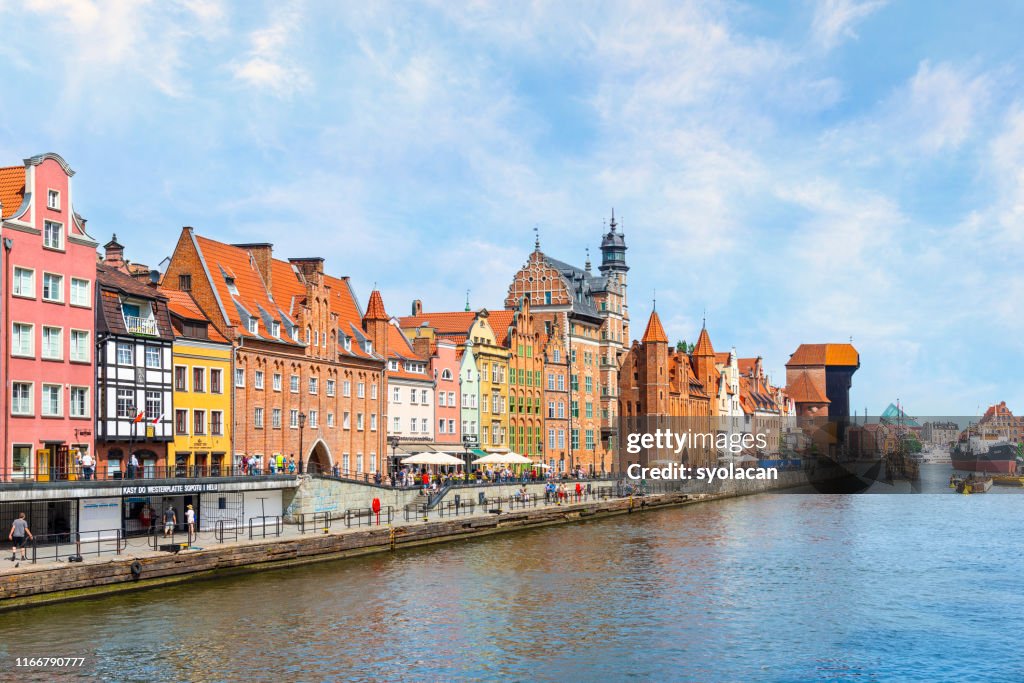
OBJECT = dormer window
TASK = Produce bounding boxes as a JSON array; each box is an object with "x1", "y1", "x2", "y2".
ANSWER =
[
  {"x1": 343, "y1": 336, "x2": 351, "y2": 351},
  {"x1": 364, "y1": 340, "x2": 373, "y2": 354},
  {"x1": 122, "y1": 299, "x2": 158, "y2": 336},
  {"x1": 388, "y1": 360, "x2": 398, "y2": 371},
  {"x1": 272, "y1": 321, "x2": 281, "y2": 338},
  {"x1": 225, "y1": 276, "x2": 239, "y2": 296},
  {"x1": 247, "y1": 317, "x2": 258, "y2": 335}
]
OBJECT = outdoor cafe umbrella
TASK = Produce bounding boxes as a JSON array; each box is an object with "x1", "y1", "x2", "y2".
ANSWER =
[
  {"x1": 401, "y1": 452, "x2": 465, "y2": 466},
  {"x1": 471, "y1": 451, "x2": 532, "y2": 465}
]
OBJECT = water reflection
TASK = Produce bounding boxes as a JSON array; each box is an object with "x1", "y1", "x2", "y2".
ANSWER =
[{"x1": 1, "y1": 465, "x2": 1022, "y2": 681}]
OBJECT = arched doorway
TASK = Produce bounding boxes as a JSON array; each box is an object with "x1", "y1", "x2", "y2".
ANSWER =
[{"x1": 306, "y1": 439, "x2": 332, "y2": 475}]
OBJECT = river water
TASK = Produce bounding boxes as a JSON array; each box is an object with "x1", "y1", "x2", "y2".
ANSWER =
[{"x1": 2, "y1": 464, "x2": 1023, "y2": 682}]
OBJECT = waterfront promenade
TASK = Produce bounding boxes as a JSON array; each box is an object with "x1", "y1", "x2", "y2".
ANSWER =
[{"x1": 0, "y1": 471, "x2": 807, "y2": 610}]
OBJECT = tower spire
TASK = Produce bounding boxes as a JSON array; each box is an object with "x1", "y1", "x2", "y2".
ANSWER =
[
  {"x1": 584, "y1": 247, "x2": 591, "y2": 273},
  {"x1": 653, "y1": 288, "x2": 656, "y2": 311},
  {"x1": 533, "y1": 225, "x2": 540, "y2": 251},
  {"x1": 465, "y1": 289, "x2": 471, "y2": 312},
  {"x1": 610, "y1": 207, "x2": 617, "y2": 231}
]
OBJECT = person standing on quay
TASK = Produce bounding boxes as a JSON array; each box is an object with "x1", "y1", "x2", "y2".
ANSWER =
[
  {"x1": 185, "y1": 504, "x2": 196, "y2": 538},
  {"x1": 9, "y1": 512, "x2": 33, "y2": 561}
]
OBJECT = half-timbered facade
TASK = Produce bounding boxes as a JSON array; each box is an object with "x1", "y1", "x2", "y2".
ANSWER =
[{"x1": 95, "y1": 255, "x2": 175, "y2": 477}]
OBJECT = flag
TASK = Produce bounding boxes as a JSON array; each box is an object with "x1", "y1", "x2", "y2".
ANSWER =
[
  {"x1": 133, "y1": 410, "x2": 145, "y2": 424},
  {"x1": 151, "y1": 412, "x2": 164, "y2": 425}
]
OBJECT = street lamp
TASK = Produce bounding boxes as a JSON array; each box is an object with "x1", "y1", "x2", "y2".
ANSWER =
[
  {"x1": 298, "y1": 412, "x2": 307, "y2": 474},
  {"x1": 389, "y1": 434, "x2": 400, "y2": 478}
]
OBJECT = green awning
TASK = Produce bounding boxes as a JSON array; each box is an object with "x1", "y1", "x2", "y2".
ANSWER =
[{"x1": 471, "y1": 449, "x2": 488, "y2": 457}]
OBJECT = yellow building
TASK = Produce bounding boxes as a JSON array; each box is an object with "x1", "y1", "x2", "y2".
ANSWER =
[
  {"x1": 467, "y1": 311, "x2": 511, "y2": 450},
  {"x1": 162, "y1": 290, "x2": 233, "y2": 475}
]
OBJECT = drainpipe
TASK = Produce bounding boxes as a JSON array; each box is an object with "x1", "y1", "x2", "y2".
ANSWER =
[{"x1": 2, "y1": 237, "x2": 12, "y2": 481}]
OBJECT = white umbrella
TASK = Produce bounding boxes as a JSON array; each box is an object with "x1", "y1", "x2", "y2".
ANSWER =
[
  {"x1": 401, "y1": 452, "x2": 465, "y2": 466},
  {"x1": 472, "y1": 451, "x2": 532, "y2": 465},
  {"x1": 532, "y1": 462, "x2": 552, "y2": 469},
  {"x1": 400, "y1": 452, "x2": 437, "y2": 465}
]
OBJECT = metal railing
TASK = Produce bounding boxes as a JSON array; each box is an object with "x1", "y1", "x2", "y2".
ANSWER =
[
  {"x1": 437, "y1": 498, "x2": 477, "y2": 517},
  {"x1": 344, "y1": 506, "x2": 394, "y2": 527},
  {"x1": 26, "y1": 529, "x2": 126, "y2": 564},
  {"x1": 248, "y1": 516, "x2": 282, "y2": 540},
  {"x1": 124, "y1": 314, "x2": 159, "y2": 336},
  {"x1": 214, "y1": 519, "x2": 241, "y2": 543},
  {"x1": 299, "y1": 511, "x2": 334, "y2": 533},
  {"x1": 0, "y1": 464, "x2": 299, "y2": 485}
]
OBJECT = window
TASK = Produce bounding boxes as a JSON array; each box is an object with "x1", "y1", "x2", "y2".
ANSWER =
[
  {"x1": 235, "y1": 368, "x2": 245, "y2": 387},
  {"x1": 211, "y1": 411, "x2": 223, "y2": 435},
  {"x1": 558, "y1": 401, "x2": 565, "y2": 419},
  {"x1": 585, "y1": 429, "x2": 595, "y2": 450},
  {"x1": 116, "y1": 389, "x2": 134, "y2": 418},
  {"x1": 448, "y1": 419, "x2": 455, "y2": 434},
  {"x1": 67, "y1": 327, "x2": 88, "y2": 360},
  {"x1": 145, "y1": 346, "x2": 161, "y2": 369},
  {"x1": 195, "y1": 409, "x2": 208, "y2": 433},
  {"x1": 393, "y1": 416, "x2": 400, "y2": 432},
  {"x1": 441, "y1": 369, "x2": 453, "y2": 380},
  {"x1": 409, "y1": 388, "x2": 416, "y2": 404},
  {"x1": 371, "y1": 384, "x2": 377, "y2": 400},
  {"x1": 290, "y1": 375, "x2": 299, "y2": 393},
  {"x1": 70, "y1": 387, "x2": 89, "y2": 418},
  {"x1": 357, "y1": 382, "x2": 365, "y2": 398},
  {"x1": 447, "y1": 391, "x2": 455, "y2": 406},
  {"x1": 273, "y1": 373, "x2": 282, "y2": 391},
  {"x1": 438, "y1": 392, "x2": 446, "y2": 408},
  {"x1": 193, "y1": 367, "x2": 206, "y2": 393},
  {"x1": 356, "y1": 413, "x2": 364, "y2": 431},
  {"x1": 548, "y1": 401, "x2": 555, "y2": 418},
  {"x1": 356, "y1": 453, "x2": 364, "y2": 474},
  {"x1": 11, "y1": 382, "x2": 32, "y2": 415},
  {"x1": 326, "y1": 379, "x2": 336, "y2": 396},
  {"x1": 178, "y1": 274, "x2": 192, "y2": 291},
  {"x1": 327, "y1": 413, "x2": 335, "y2": 428},
  {"x1": 549, "y1": 429, "x2": 556, "y2": 449},
  {"x1": 42, "y1": 273, "x2": 63, "y2": 302},
  {"x1": 439, "y1": 419, "x2": 446, "y2": 434},
  {"x1": 146, "y1": 390, "x2": 162, "y2": 421},
  {"x1": 254, "y1": 370, "x2": 264, "y2": 390},
  {"x1": 117, "y1": 342, "x2": 133, "y2": 366},
  {"x1": 309, "y1": 410, "x2": 318, "y2": 428},
  {"x1": 11, "y1": 323, "x2": 33, "y2": 357},
  {"x1": 586, "y1": 401, "x2": 593, "y2": 419},
  {"x1": 343, "y1": 380, "x2": 351, "y2": 397},
  {"x1": 70, "y1": 278, "x2": 90, "y2": 307},
  {"x1": 272, "y1": 321, "x2": 281, "y2": 338},
  {"x1": 290, "y1": 410, "x2": 299, "y2": 428},
  {"x1": 41, "y1": 326, "x2": 62, "y2": 360},
  {"x1": 585, "y1": 377, "x2": 593, "y2": 393},
  {"x1": 47, "y1": 189, "x2": 60, "y2": 210},
  {"x1": 370, "y1": 414, "x2": 377, "y2": 431},
  {"x1": 272, "y1": 408, "x2": 282, "y2": 429},
  {"x1": 410, "y1": 417, "x2": 417, "y2": 433},
  {"x1": 421, "y1": 389, "x2": 428, "y2": 404},
  {"x1": 571, "y1": 429, "x2": 580, "y2": 450},
  {"x1": 344, "y1": 412, "x2": 351, "y2": 429},
  {"x1": 421, "y1": 418, "x2": 428, "y2": 433},
  {"x1": 12, "y1": 445, "x2": 31, "y2": 474},
  {"x1": 309, "y1": 377, "x2": 318, "y2": 395},
  {"x1": 392, "y1": 387, "x2": 400, "y2": 403},
  {"x1": 174, "y1": 366, "x2": 188, "y2": 391},
  {"x1": 247, "y1": 317, "x2": 258, "y2": 335},
  {"x1": 43, "y1": 221, "x2": 63, "y2": 250},
  {"x1": 211, "y1": 368, "x2": 222, "y2": 393},
  {"x1": 175, "y1": 409, "x2": 188, "y2": 435},
  {"x1": 13, "y1": 267, "x2": 34, "y2": 297},
  {"x1": 369, "y1": 453, "x2": 377, "y2": 474}
]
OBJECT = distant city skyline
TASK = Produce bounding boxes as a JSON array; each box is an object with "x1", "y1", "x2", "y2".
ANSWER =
[{"x1": 1, "y1": 1, "x2": 1021, "y2": 415}]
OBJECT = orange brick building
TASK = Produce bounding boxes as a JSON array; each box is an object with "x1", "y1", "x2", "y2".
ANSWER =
[{"x1": 162, "y1": 228, "x2": 386, "y2": 475}]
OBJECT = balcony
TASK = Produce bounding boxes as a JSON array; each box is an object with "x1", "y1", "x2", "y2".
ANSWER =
[{"x1": 124, "y1": 315, "x2": 158, "y2": 336}]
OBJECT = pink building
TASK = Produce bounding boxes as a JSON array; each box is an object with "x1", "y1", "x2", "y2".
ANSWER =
[{"x1": 0, "y1": 153, "x2": 98, "y2": 481}]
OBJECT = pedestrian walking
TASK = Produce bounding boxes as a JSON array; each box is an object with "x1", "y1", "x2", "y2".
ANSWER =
[
  {"x1": 9, "y1": 512, "x2": 32, "y2": 561},
  {"x1": 162, "y1": 504, "x2": 177, "y2": 537}
]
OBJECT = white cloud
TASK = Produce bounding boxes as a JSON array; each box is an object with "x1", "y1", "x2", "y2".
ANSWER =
[
  {"x1": 231, "y1": 1, "x2": 311, "y2": 97},
  {"x1": 811, "y1": 0, "x2": 888, "y2": 50}
]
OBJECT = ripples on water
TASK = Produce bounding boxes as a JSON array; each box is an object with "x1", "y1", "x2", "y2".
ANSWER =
[{"x1": 2, "y1": 465, "x2": 1023, "y2": 682}]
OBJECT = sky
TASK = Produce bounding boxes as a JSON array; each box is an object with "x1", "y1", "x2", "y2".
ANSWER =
[{"x1": 0, "y1": 0, "x2": 1021, "y2": 416}]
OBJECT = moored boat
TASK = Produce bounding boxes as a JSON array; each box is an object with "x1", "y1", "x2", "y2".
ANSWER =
[{"x1": 951, "y1": 437, "x2": 1019, "y2": 474}]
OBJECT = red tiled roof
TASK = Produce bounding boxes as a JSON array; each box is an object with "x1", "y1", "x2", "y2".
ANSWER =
[
  {"x1": 714, "y1": 352, "x2": 730, "y2": 365},
  {"x1": 365, "y1": 290, "x2": 388, "y2": 321},
  {"x1": 641, "y1": 311, "x2": 668, "y2": 343},
  {"x1": 787, "y1": 343, "x2": 859, "y2": 368},
  {"x1": 738, "y1": 358, "x2": 757, "y2": 376},
  {"x1": 0, "y1": 165, "x2": 25, "y2": 219},
  {"x1": 693, "y1": 327, "x2": 715, "y2": 357},
  {"x1": 159, "y1": 288, "x2": 229, "y2": 343},
  {"x1": 397, "y1": 309, "x2": 516, "y2": 345},
  {"x1": 787, "y1": 372, "x2": 830, "y2": 404}
]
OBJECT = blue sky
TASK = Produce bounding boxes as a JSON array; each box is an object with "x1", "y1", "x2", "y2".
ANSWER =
[{"x1": 1, "y1": 0, "x2": 1021, "y2": 415}]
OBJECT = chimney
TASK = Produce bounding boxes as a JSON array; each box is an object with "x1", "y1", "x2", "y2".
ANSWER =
[
  {"x1": 411, "y1": 336, "x2": 431, "y2": 359},
  {"x1": 289, "y1": 257, "x2": 325, "y2": 284},
  {"x1": 103, "y1": 234, "x2": 125, "y2": 269},
  {"x1": 412, "y1": 299, "x2": 422, "y2": 316},
  {"x1": 233, "y1": 243, "x2": 273, "y2": 291}
]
